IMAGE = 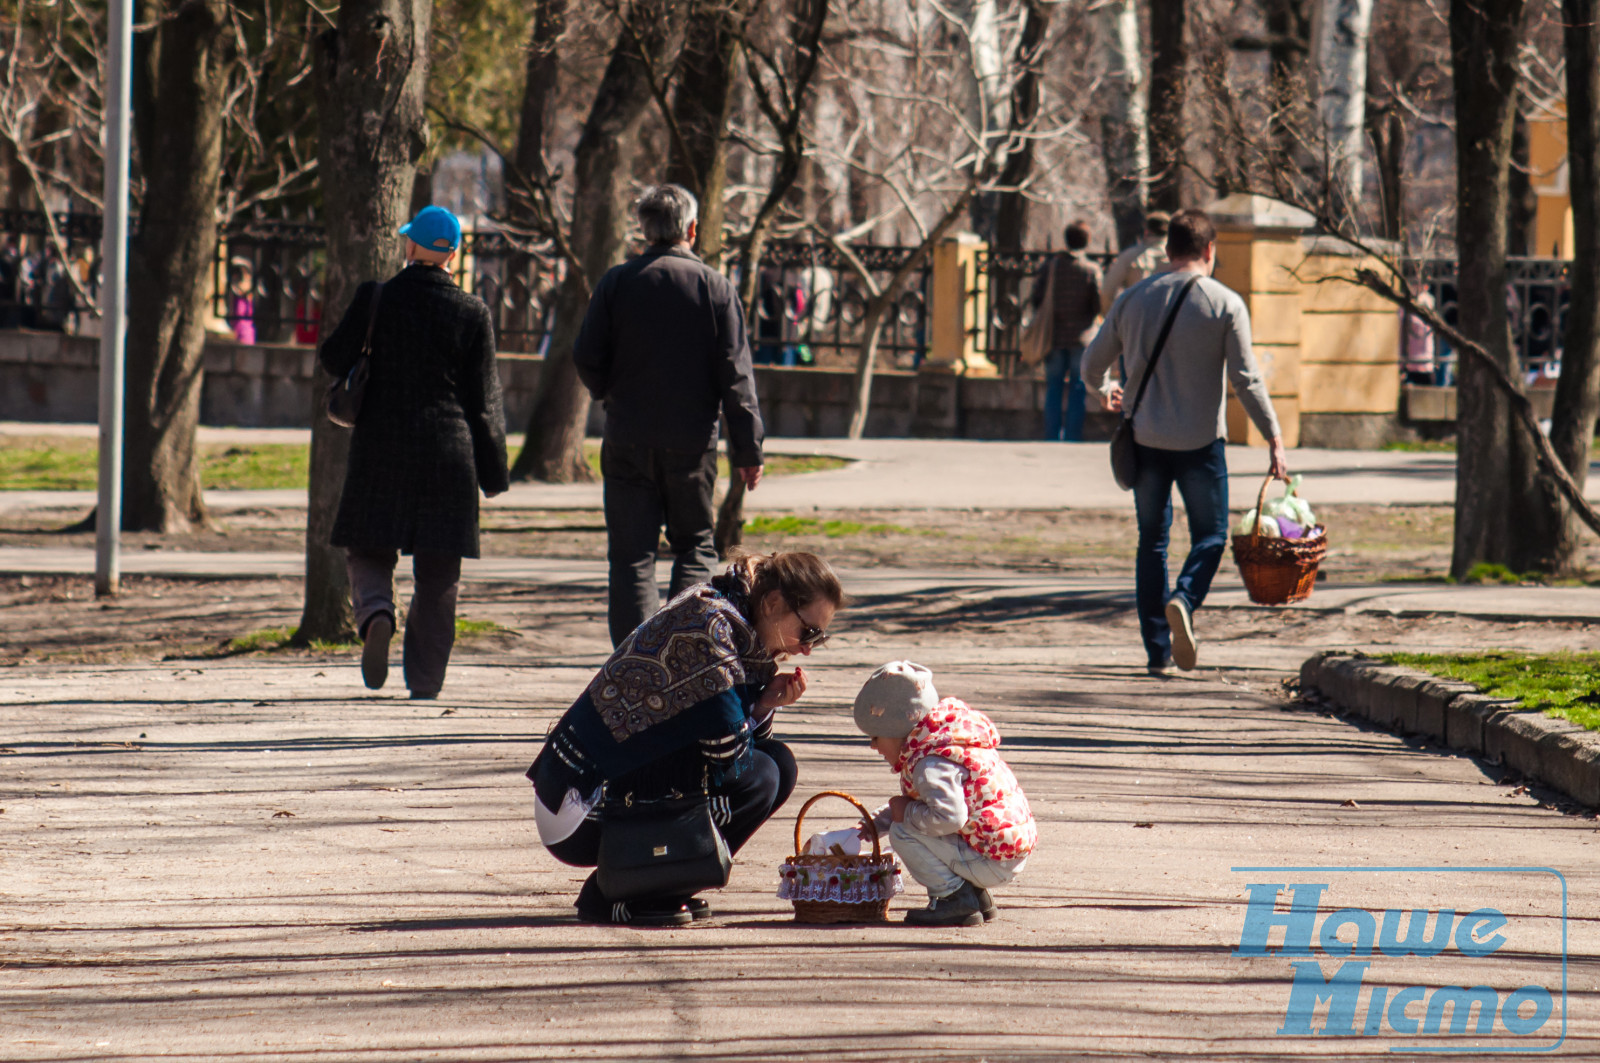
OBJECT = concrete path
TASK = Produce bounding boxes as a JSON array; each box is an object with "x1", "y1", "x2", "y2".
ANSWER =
[
  {"x1": 9, "y1": 422, "x2": 1598, "y2": 511},
  {"x1": 5, "y1": 546, "x2": 1600, "y2": 624},
  {"x1": 2, "y1": 633, "x2": 1592, "y2": 1059}
]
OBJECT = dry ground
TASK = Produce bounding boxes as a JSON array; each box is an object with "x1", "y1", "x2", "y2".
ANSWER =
[{"x1": 1, "y1": 501, "x2": 1566, "y2": 584}]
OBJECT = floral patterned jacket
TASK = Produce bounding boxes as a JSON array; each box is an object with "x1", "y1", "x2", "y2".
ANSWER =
[{"x1": 896, "y1": 698, "x2": 1036, "y2": 861}]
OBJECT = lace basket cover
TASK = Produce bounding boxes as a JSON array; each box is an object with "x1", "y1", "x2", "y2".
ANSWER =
[{"x1": 776, "y1": 856, "x2": 903, "y2": 904}]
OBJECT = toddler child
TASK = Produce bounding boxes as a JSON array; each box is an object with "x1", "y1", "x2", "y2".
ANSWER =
[{"x1": 854, "y1": 660, "x2": 1035, "y2": 926}]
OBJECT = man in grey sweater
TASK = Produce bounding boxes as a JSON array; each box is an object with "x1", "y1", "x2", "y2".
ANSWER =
[{"x1": 1082, "y1": 209, "x2": 1288, "y2": 675}]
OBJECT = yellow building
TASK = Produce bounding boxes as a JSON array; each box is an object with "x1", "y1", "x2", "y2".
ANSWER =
[{"x1": 1529, "y1": 107, "x2": 1574, "y2": 259}]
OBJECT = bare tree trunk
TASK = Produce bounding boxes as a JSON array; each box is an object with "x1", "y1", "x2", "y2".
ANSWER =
[
  {"x1": 1368, "y1": 103, "x2": 1406, "y2": 242},
  {"x1": 510, "y1": 0, "x2": 688, "y2": 483},
  {"x1": 1311, "y1": 0, "x2": 1374, "y2": 225},
  {"x1": 1148, "y1": 0, "x2": 1187, "y2": 212},
  {"x1": 948, "y1": 0, "x2": 1005, "y2": 239},
  {"x1": 1508, "y1": 105, "x2": 1537, "y2": 255},
  {"x1": 1545, "y1": 0, "x2": 1600, "y2": 570},
  {"x1": 993, "y1": 0, "x2": 1049, "y2": 254},
  {"x1": 121, "y1": 0, "x2": 229, "y2": 533},
  {"x1": 1448, "y1": 0, "x2": 1558, "y2": 578},
  {"x1": 667, "y1": 0, "x2": 744, "y2": 267},
  {"x1": 1098, "y1": 0, "x2": 1148, "y2": 248},
  {"x1": 298, "y1": 0, "x2": 432, "y2": 644},
  {"x1": 515, "y1": 0, "x2": 566, "y2": 177}
]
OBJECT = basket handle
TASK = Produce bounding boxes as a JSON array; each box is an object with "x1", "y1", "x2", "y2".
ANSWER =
[
  {"x1": 1249, "y1": 473, "x2": 1298, "y2": 541},
  {"x1": 792, "y1": 790, "x2": 883, "y2": 861}
]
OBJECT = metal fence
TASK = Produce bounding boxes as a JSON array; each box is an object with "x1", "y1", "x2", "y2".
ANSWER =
[
  {"x1": 1408, "y1": 256, "x2": 1569, "y2": 384},
  {"x1": 0, "y1": 209, "x2": 1574, "y2": 384},
  {"x1": 746, "y1": 240, "x2": 932, "y2": 370}
]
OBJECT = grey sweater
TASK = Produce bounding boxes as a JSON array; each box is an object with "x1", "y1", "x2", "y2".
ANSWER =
[{"x1": 1082, "y1": 270, "x2": 1280, "y2": 451}]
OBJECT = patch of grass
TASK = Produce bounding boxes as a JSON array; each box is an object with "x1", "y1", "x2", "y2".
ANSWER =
[
  {"x1": 227, "y1": 626, "x2": 294, "y2": 653},
  {"x1": 455, "y1": 617, "x2": 517, "y2": 639},
  {"x1": 201, "y1": 445, "x2": 309, "y2": 490},
  {"x1": 0, "y1": 437, "x2": 98, "y2": 489},
  {"x1": 1383, "y1": 651, "x2": 1600, "y2": 732},
  {"x1": 745, "y1": 514, "x2": 911, "y2": 538},
  {"x1": 0, "y1": 438, "x2": 310, "y2": 491},
  {"x1": 1380, "y1": 440, "x2": 1457, "y2": 453}
]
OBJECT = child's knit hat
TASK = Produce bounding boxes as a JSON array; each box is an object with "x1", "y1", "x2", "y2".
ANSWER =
[{"x1": 852, "y1": 661, "x2": 939, "y2": 738}]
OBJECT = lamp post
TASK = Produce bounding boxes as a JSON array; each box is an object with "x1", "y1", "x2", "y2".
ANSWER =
[{"x1": 95, "y1": 0, "x2": 132, "y2": 597}]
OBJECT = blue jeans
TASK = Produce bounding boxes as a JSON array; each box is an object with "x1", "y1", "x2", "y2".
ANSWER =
[
  {"x1": 1132, "y1": 438, "x2": 1229, "y2": 667},
  {"x1": 1043, "y1": 346, "x2": 1086, "y2": 441}
]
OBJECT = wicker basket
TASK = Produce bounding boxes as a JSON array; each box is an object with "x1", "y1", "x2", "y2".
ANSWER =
[
  {"x1": 1230, "y1": 475, "x2": 1328, "y2": 606},
  {"x1": 777, "y1": 791, "x2": 902, "y2": 924}
]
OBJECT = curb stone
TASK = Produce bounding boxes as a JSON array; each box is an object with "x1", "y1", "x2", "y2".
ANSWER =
[{"x1": 1300, "y1": 653, "x2": 1600, "y2": 809}]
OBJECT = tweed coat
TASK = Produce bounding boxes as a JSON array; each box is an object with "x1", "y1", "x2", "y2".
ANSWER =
[{"x1": 321, "y1": 263, "x2": 509, "y2": 558}]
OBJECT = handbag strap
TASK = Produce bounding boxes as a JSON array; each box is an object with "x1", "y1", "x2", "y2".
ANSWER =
[
  {"x1": 358, "y1": 281, "x2": 385, "y2": 357},
  {"x1": 1123, "y1": 274, "x2": 1199, "y2": 420}
]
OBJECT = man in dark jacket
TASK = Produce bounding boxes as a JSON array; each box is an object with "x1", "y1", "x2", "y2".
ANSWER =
[
  {"x1": 574, "y1": 184, "x2": 765, "y2": 646},
  {"x1": 320, "y1": 205, "x2": 509, "y2": 698}
]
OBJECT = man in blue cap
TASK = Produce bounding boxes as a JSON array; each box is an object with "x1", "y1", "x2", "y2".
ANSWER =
[{"x1": 320, "y1": 204, "x2": 509, "y2": 699}]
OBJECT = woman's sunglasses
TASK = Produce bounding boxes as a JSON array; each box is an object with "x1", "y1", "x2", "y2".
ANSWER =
[{"x1": 786, "y1": 597, "x2": 830, "y2": 648}]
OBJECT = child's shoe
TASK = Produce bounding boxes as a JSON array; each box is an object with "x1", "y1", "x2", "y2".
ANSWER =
[
  {"x1": 905, "y1": 882, "x2": 985, "y2": 927},
  {"x1": 974, "y1": 886, "x2": 998, "y2": 921}
]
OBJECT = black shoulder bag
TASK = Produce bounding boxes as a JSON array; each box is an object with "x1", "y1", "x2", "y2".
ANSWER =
[
  {"x1": 326, "y1": 281, "x2": 385, "y2": 429},
  {"x1": 1109, "y1": 275, "x2": 1199, "y2": 491},
  {"x1": 595, "y1": 773, "x2": 732, "y2": 903}
]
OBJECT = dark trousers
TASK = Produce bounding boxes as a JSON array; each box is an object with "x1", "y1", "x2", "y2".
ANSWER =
[
  {"x1": 345, "y1": 548, "x2": 461, "y2": 695},
  {"x1": 601, "y1": 440, "x2": 720, "y2": 647},
  {"x1": 1131, "y1": 438, "x2": 1229, "y2": 667},
  {"x1": 548, "y1": 740, "x2": 798, "y2": 904}
]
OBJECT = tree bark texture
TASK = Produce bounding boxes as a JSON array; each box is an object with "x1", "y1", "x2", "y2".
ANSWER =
[
  {"x1": 1508, "y1": 106, "x2": 1538, "y2": 255},
  {"x1": 1549, "y1": 0, "x2": 1600, "y2": 567},
  {"x1": 1447, "y1": 0, "x2": 1560, "y2": 578},
  {"x1": 121, "y1": 0, "x2": 230, "y2": 533},
  {"x1": 1311, "y1": 0, "x2": 1374, "y2": 224},
  {"x1": 1097, "y1": 0, "x2": 1148, "y2": 248},
  {"x1": 993, "y1": 0, "x2": 1049, "y2": 254},
  {"x1": 300, "y1": 0, "x2": 432, "y2": 643},
  {"x1": 515, "y1": 0, "x2": 567, "y2": 180},
  {"x1": 511, "y1": 0, "x2": 688, "y2": 483},
  {"x1": 667, "y1": 0, "x2": 745, "y2": 267},
  {"x1": 1368, "y1": 104, "x2": 1406, "y2": 242},
  {"x1": 1147, "y1": 0, "x2": 1187, "y2": 213}
]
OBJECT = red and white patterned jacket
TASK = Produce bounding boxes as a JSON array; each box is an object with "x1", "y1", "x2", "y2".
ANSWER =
[{"x1": 896, "y1": 698, "x2": 1036, "y2": 861}]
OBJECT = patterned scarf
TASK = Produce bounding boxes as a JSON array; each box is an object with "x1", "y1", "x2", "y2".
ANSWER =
[{"x1": 588, "y1": 564, "x2": 777, "y2": 744}]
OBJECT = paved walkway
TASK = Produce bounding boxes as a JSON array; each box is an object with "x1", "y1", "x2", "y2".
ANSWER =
[
  {"x1": 10, "y1": 421, "x2": 1598, "y2": 511},
  {"x1": 2, "y1": 625, "x2": 1591, "y2": 1059}
]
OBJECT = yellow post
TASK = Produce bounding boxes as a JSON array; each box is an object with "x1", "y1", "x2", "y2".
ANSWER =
[
  {"x1": 1208, "y1": 194, "x2": 1310, "y2": 448},
  {"x1": 925, "y1": 231, "x2": 999, "y2": 377}
]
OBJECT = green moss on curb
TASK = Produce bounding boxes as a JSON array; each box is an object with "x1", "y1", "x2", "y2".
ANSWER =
[{"x1": 1382, "y1": 651, "x2": 1600, "y2": 732}]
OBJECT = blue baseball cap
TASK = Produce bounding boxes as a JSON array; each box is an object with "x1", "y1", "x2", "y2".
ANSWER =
[{"x1": 399, "y1": 205, "x2": 461, "y2": 252}]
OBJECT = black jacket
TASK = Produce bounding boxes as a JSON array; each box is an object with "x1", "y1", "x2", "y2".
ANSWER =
[
  {"x1": 573, "y1": 245, "x2": 764, "y2": 466},
  {"x1": 320, "y1": 263, "x2": 509, "y2": 558}
]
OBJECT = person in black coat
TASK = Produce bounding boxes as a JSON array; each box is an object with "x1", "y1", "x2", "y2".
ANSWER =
[
  {"x1": 573, "y1": 184, "x2": 766, "y2": 646},
  {"x1": 319, "y1": 205, "x2": 509, "y2": 699}
]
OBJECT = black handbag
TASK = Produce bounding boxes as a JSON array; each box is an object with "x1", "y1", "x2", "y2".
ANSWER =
[
  {"x1": 1110, "y1": 275, "x2": 1199, "y2": 490},
  {"x1": 595, "y1": 787, "x2": 732, "y2": 903},
  {"x1": 326, "y1": 281, "x2": 385, "y2": 429}
]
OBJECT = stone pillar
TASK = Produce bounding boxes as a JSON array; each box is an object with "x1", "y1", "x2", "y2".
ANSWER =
[
  {"x1": 1207, "y1": 194, "x2": 1310, "y2": 448},
  {"x1": 924, "y1": 231, "x2": 999, "y2": 377}
]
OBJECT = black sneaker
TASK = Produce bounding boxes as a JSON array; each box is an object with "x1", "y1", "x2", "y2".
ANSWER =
[
  {"x1": 685, "y1": 897, "x2": 714, "y2": 921},
  {"x1": 361, "y1": 614, "x2": 392, "y2": 690},
  {"x1": 904, "y1": 882, "x2": 985, "y2": 927},
  {"x1": 576, "y1": 898, "x2": 693, "y2": 927},
  {"x1": 973, "y1": 886, "x2": 998, "y2": 922}
]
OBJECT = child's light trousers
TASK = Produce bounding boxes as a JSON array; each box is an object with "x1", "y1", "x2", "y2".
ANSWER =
[{"x1": 890, "y1": 821, "x2": 1025, "y2": 899}]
